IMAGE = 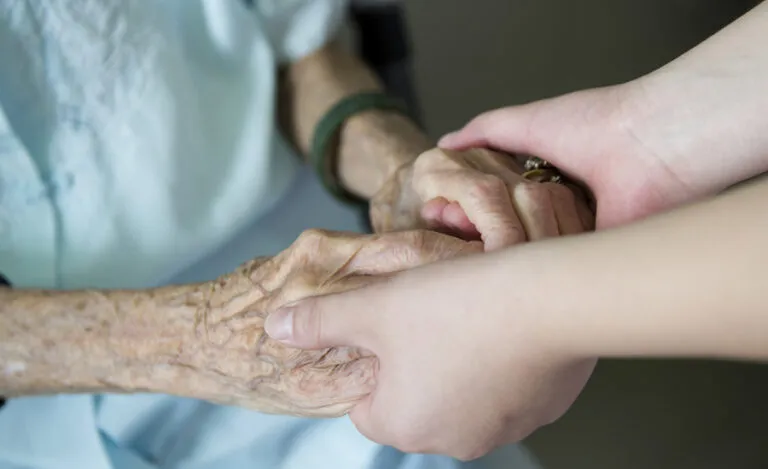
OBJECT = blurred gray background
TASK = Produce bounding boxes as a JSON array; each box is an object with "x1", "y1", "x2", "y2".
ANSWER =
[{"x1": 397, "y1": 1, "x2": 768, "y2": 468}]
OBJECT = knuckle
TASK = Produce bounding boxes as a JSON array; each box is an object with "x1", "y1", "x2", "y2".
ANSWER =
[
  {"x1": 470, "y1": 175, "x2": 508, "y2": 200},
  {"x1": 414, "y1": 148, "x2": 462, "y2": 175},
  {"x1": 399, "y1": 230, "x2": 468, "y2": 264},
  {"x1": 412, "y1": 170, "x2": 441, "y2": 195},
  {"x1": 516, "y1": 180, "x2": 547, "y2": 200},
  {"x1": 390, "y1": 231, "x2": 429, "y2": 267},
  {"x1": 414, "y1": 148, "x2": 445, "y2": 172},
  {"x1": 402, "y1": 230, "x2": 428, "y2": 251},
  {"x1": 296, "y1": 228, "x2": 326, "y2": 247},
  {"x1": 547, "y1": 181, "x2": 576, "y2": 203},
  {"x1": 514, "y1": 182, "x2": 551, "y2": 212},
  {"x1": 498, "y1": 223, "x2": 526, "y2": 242}
]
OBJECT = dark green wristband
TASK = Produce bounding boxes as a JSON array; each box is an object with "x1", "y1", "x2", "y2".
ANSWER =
[{"x1": 310, "y1": 91, "x2": 412, "y2": 207}]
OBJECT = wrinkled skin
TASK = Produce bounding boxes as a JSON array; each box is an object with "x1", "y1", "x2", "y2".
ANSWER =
[
  {"x1": 0, "y1": 230, "x2": 481, "y2": 418},
  {"x1": 193, "y1": 229, "x2": 482, "y2": 416},
  {"x1": 169, "y1": 149, "x2": 594, "y2": 416},
  {"x1": 371, "y1": 148, "x2": 594, "y2": 248},
  {"x1": 0, "y1": 148, "x2": 595, "y2": 418},
  {"x1": 231, "y1": 149, "x2": 595, "y2": 416}
]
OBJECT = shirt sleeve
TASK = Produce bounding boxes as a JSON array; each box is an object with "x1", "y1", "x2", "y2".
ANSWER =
[{"x1": 252, "y1": 0, "x2": 349, "y2": 62}]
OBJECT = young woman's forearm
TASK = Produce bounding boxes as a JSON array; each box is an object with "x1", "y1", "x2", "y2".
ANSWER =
[
  {"x1": 514, "y1": 176, "x2": 768, "y2": 361},
  {"x1": 521, "y1": 2, "x2": 768, "y2": 358}
]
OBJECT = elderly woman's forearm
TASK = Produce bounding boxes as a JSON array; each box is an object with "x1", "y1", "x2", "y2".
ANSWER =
[
  {"x1": 279, "y1": 42, "x2": 431, "y2": 198},
  {"x1": 3, "y1": 227, "x2": 477, "y2": 416},
  {"x1": 0, "y1": 284, "x2": 210, "y2": 397},
  {"x1": 0, "y1": 250, "x2": 374, "y2": 416}
]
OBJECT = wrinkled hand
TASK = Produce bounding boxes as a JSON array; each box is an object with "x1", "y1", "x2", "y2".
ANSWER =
[
  {"x1": 265, "y1": 246, "x2": 595, "y2": 459},
  {"x1": 435, "y1": 71, "x2": 768, "y2": 229},
  {"x1": 200, "y1": 228, "x2": 480, "y2": 416},
  {"x1": 371, "y1": 147, "x2": 593, "y2": 250},
  {"x1": 434, "y1": 84, "x2": 676, "y2": 230}
]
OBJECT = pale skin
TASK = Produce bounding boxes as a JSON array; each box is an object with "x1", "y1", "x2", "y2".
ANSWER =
[
  {"x1": 437, "y1": 0, "x2": 768, "y2": 230},
  {"x1": 0, "y1": 230, "x2": 483, "y2": 416},
  {"x1": 286, "y1": 42, "x2": 585, "y2": 247},
  {"x1": 265, "y1": 0, "x2": 768, "y2": 460},
  {"x1": 268, "y1": 174, "x2": 768, "y2": 458},
  {"x1": 0, "y1": 39, "x2": 587, "y2": 407}
]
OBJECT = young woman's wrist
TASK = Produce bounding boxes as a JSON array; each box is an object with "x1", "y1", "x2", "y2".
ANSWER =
[
  {"x1": 631, "y1": 70, "x2": 768, "y2": 199},
  {"x1": 513, "y1": 178, "x2": 768, "y2": 363},
  {"x1": 627, "y1": 1, "x2": 768, "y2": 198}
]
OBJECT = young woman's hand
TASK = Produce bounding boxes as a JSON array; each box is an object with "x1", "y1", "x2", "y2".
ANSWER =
[
  {"x1": 370, "y1": 147, "x2": 593, "y2": 250},
  {"x1": 438, "y1": 2, "x2": 768, "y2": 229},
  {"x1": 264, "y1": 247, "x2": 596, "y2": 460},
  {"x1": 265, "y1": 171, "x2": 768, "y2": 459}
]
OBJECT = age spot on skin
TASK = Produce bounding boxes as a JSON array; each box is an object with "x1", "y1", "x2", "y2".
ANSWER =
[{"x1": 4, "y1": 361, "x2": 26, "y2": 376}]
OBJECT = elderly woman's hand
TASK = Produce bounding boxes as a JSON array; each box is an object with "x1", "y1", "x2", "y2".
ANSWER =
[
  {"x1": 370, "y1": 147, "x2": 594, "y2": 250},
  {"x1": 264, "y1": 237, "x2": 596, "y2": 460},
  {"x1": 0, "y1": 228, "x2": 482, "y2": 416}
]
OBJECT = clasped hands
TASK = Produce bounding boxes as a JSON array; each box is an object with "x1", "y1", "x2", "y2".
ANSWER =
[
  {"x1": 370, "y1": 146, "x2": 594, "y2": 247},
  {"x1": 263, "y1": 74, "x2": 709, "y2": 457},
  {"x1": 261, "y1": 8, "x2": 768, "y2": 457},
  {"x1": 256, "y1": 145, "x2": 596, "y2": 459}
]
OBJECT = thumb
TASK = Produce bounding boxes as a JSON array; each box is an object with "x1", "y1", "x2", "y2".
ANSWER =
[
  {"x1": 265, "y1": 290, "x2": 372, "y2": 350},
  {"x1": 438, "y1": 87, "x2": 620, "y2": 173},
  {"x1": 438, "y1": 101, "x2": 553, "y2": 156}
]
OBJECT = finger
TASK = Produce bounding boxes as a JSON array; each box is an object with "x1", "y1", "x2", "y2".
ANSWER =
[
  {"x1": 512, "y1": 183, "x2": 559, "y2": 241},
  {"x1": 265, "y1": 287, "x2": 376, "y2": 349},
  {"x1": 437, "y1": 89, "x2": 613, "y2": 177},
  {"x1": 422, "y1": 200, "x2": 481, "y2": 241},
  {"x1": 570, "y1": 185, "x2": 597, "y2": 231},
  {"x1": 414, "y1": 170, "x2": 526, "y2": 251},
  {"x1": 441, "y1": 202, "x2": 481, "y2": 241},
  {"x1": 462, "y1": 147, "x2": 525, "y2": 182},
  {"x1": 348, "y1": 231, "x2": 482, "y2": 276},
  {"x1": 547, "y1": 183, "x2": 586, "y2": 236},
  {"x1": 437, "y1": 103, "x2": 548, "y2": 155},
  {"x1": 421, "y1": 197, "x2": 450, "y2": 226}
]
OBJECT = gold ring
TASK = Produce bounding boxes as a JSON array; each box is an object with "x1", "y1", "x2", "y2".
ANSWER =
[{"x1": 522, "y1": 157, "x2": 564, "y2": 184}]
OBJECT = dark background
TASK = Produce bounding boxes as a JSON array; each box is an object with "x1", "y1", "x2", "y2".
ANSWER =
[{"x1": 397, "y1": 1, "x2": 768, "y2": 468}]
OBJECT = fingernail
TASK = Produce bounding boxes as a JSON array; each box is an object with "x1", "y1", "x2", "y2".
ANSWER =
[
  {"x1": 437, "y1": 131, "x2": 458, "y2": 147},
  {"x1": 265, "y1": 308, "x2": 294, "y2": 341}
]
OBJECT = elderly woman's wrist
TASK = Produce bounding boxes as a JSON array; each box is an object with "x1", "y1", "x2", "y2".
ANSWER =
[{"x1": 338, "y1": 109, "x2": 431, "y2": 198}]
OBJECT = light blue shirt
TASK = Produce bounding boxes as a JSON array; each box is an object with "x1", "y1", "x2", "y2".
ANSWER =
[
  {"x1": 0, "y1": 2, "x2": 541, "y2": 468},
  {"x1": 0, "y1": 0, "x2": 346, "y2": 289}
]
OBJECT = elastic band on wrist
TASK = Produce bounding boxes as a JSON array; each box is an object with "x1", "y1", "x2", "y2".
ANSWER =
[{"x1": 310, "y1": 91, "x2": 411, "y2": 207}]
